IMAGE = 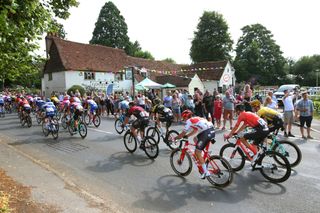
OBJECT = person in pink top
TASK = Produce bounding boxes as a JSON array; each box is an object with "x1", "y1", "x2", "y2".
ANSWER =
[{"x1": 213, "y1": 95, "x2": 222, "y2": 128}]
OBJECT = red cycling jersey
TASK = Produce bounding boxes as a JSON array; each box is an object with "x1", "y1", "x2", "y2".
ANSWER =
[
  {"x1": 236, "y1": 111, "x2": 261, "y2": 128},
  {"x1": 127, "y1": 106, "x2": 148, "y2": 119}
]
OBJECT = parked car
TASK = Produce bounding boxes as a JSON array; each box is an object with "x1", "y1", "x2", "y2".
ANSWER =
[
  {"x1": 308, "y1": 87, "x2": 320, "y2": 95},
  {"x1": 274, "y1": 84, "x2": 300, "y2": 106}
]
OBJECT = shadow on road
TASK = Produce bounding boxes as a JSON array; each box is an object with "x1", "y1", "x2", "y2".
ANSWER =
[
  {"x1": 86, "y1": 151, "x2": 156, "y2": 173},
  {"x1": 132, "y1": 173, "x2": 287, "y2": 212}
]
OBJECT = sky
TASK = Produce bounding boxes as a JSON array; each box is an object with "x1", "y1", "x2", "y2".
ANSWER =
[{"x1": 44, "y1": 0, "x2": 320, "y2": 64}]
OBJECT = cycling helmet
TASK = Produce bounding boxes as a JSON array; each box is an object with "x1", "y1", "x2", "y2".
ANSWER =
[
  {"x1": 235, "y1": 104, "x2": 245, "y2": 112},
  {"x1": 153, "y1": 98, "x2": 161, "y2": 105},
  {"x1": 46, "y1": 98, "x2": 51, "y2": 102},
  {"x1": 181, "y1": 110, "x2": 193, "y2": 120},
  {"x1": 250, "y1": 100, "x2": 261, "y2": 108}
]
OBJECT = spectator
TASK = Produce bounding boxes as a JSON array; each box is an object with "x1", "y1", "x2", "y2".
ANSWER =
[
  {"x1": 214, "y1": 94, "x2": 223, "y2": 129},
  {"x1": 264, "y1": 96, "x2": 278, "y2": 110},
  {"x1": 137, "y1": 92, "x2": 146, "y2": 109},
  {"x1": 194, "y1": 92, "x2": 204, "y2": 117},
  {"x1": 172, "y1": 94, "x2": 182, "y2": 122},
  {"x1": 163, "y1": 92, "x2": 173, "y2": 109},
  {"x1": 203, "y1": 90, "x2": 214, "y2": 124},
  {"x1": 268, "y1": 91, "x2": 278, "y2": 104},
  {"x1": 185, "y1": 95, "x2": 195, "y2": 112},
  {"x1": 243, "y1": 84, "x2": 253, "y2": 111},
  {"x1": 295, "y1": 91, "x2": 314, "y2": 139},
  {"x1": 282, "y1": 89, "x2": 295, "y2": 137},
  {"x1": 222, "y1": 91, "x2": 235, "y2": 130}
]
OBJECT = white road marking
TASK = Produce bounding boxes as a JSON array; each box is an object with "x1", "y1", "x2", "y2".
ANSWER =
[{"x1": 89, "y1": 127, "x2": 115, "y2": 135}]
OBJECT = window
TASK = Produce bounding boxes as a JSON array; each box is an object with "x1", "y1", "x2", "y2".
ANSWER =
[
  {"x1": 48, "y1": 73, "x2": 52, "y2": 81},
  {"x1": 84, "y1": 72, "x2": 95, "y2": 80},
  {"x1": 115, "y1": 73, "x2": 123, "y2": 81}
]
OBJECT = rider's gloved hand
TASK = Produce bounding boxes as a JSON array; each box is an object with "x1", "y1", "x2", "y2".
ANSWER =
[{"x1": 223, "y1": 134, "x2": 230, "y2": 140}]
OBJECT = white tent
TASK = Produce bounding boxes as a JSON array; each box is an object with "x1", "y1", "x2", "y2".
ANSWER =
[{"x1": 135, "y1": 78, "x2": 163, "y2": 89}]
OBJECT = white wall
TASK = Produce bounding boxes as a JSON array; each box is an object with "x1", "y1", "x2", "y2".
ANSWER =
[
  {"x1": 219, "y1": 62, "x2": 236, "y2": 88},
  {"x1": 188, "y1": 74, "x2": 204, "y2": 95},
  {"x1": 42, "y1": 72, "x2": 66, "y2": 97},
  {"x1": 203, "y1": 80, "x2": 218, "y2": 93}
]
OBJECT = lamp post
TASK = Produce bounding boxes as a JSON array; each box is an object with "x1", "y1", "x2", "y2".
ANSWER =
[{"x1": 316, "y1": 69, "x2": 320, "y2": 87}]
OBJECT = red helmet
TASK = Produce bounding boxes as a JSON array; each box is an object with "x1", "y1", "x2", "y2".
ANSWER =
[{"x1": 181, "y1": 110, "x2": 193, "y2": 120}]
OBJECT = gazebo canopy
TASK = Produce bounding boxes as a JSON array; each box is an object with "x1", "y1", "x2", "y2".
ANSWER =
[
  {"x1": 135, "y1": 77, "x2": 163, "y2": 89},
  {"x1": 161, "y1": 83, "x2": 176, "y2": 88}
]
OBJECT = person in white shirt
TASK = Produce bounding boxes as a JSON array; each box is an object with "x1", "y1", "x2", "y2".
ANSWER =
[{"x1": 282, "y1": 90, "x2": 295, "y2": 137}]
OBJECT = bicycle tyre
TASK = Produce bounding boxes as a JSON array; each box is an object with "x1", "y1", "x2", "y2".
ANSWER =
[
  {"x1": 79, "y1": 122, "x2": 87, "y2": 139},
  {"x1": 272, "y1": 140, "x2": 302, "y2": 167},
  {"x1": 258, "y1": 151, "x2": 291, "y2": 183},
  {"x1": 84, "y1": 113, "x2": 90, "y2": 125},
  {"x1": 165, "y1": 130, "x2": 181, "y2": 150},
  {"x1": 206, "y1": 155, "x2": 233, "y2": 188},
  {"x1": 68, "y1": 122, "x2": 75, "y2": 136},
  {"x1": 93, "y1": 115, "x2": 101, "y2": 127},
  {"x1": 51, "y1": 124, "x2": 59, "y2": 140},
  {"x1": 61, "y1": 116, "x2": 67, "y2": 129},
  {"x1": 170, "y1": 149, "x2": 192, "y2": 176},
  {"x1": 27, "y1": 116, "x2": 32, "y2": 128},
  {"x1": 114, "y1": 118, "x2": 124, "y2": 134},
  {"x1": 143, "y1": 136, "x2": 159, "y2": 159},
  {"x1": 42, "y1": 122, "x2": 50, "y2": 137},
  {"x1": 123, "y1": 131, "x2": 137, "y2": 153},
  {"x1": 146, "y1": 127, "x2": 160, "y2": 144},
  {"x1": 219, "y1": 143, "x2": 246, "y2": 172},
  {"x1": 36, "y1": 114, "x2": 42, "y2": 124}
]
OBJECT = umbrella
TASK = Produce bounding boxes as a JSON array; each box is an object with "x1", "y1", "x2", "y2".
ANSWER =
[{"x1": 161, "y1": 83, "x2": 176, "y2": 88}]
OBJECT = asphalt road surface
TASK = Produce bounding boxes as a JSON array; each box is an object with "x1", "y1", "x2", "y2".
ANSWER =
[{"x1": 0, "y1": 113, "x2": 320, "y2": 213}]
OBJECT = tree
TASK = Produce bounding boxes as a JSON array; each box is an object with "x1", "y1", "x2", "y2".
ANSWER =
[
  {"x1": 0, "y1": 0, "x2": 79, "y2": 89},
  {"x1": 133, "y1": 50, "x2": 154, "y2": 60},
  {"x1": 190, "y1": 11, "x2": 233, "y2": 63},
  {"x1": 292, "y1": 55, "x2": 320, "y2": 86},
  {"x1": 162, "y1": 58, "x2": 176, "y2": 64},
  {"x1": 90, "y1": 1, "x2": 129, "y2": 49},
  {"x1": 125, "y1": 40, "x2": 142, "y2": 56},
  {"x1": 234, "y1": 24, "x2": 286, "y2": 85}
]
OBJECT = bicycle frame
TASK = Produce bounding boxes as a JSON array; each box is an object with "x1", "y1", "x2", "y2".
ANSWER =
[
  {"x1": 229, "y1": 138, "x2": 255, "y2": 161},
  {"x1": 179, "y1": 139, "x2": 220, "y2": 175}
]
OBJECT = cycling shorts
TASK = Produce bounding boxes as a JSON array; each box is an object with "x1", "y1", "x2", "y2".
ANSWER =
[
  {"x1": 132, "y1": 117, "x2": 149, "y2": 130},
  {"x1": 196, "y1": 127, "x2": 215, "y2": 150},
  {"x1": 244, "y1": 124, "x2": 269, "y2": 145},
  {"x1": 73, "y1": 109, "x2": 83, "y2": 121}
]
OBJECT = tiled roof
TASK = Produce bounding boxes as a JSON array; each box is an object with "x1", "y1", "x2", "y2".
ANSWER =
[
  {"x1": 178, "y1": 61, "x2": 228, "y2": 81},
  {"x1": 156, "y1": 75, "x2": 191, "y2": 87},
  {"x1": 45, "y1": 37, "x2": 128, "y2": 73}
]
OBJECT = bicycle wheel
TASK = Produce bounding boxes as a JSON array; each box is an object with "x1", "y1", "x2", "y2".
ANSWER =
[
  {"x1": 206, "y1": 155, "x2": 233, "y2": 188},
  {"x1": 258, "y1": 151, "x2": 291, "y2": 183},
  {"x1": 27, "y1": 116, "x2": 32, "y2": 128},
  {"x1": 165, "y1": 130, "x2": 182, "y2": 150},
  {"x1": 84, "y1": 113, "x2": 90, "y2": 125},
  {"x1": 93, "y1": 115, "x2": 101, "y2": 127},
  {"x1": 146, "y1": 127, "x2": 160, "y2": 144},
  {"x1": 56, "y1": 111, "x2": 61, "y2": 120},
  {"x1": 123, "y1": 131, "x2": 137, "y2": 153},
  {"x1": 61, "y1": 116, "x2": 67, "y2": 129},
  {"x1": 42, "y1": 122, "x2": 50, "y2": 137},
  {"x1": 68, "y1": 121, "x2": 75, "y2": 136},
  {"x1": 272, "y1": 140, "x2": 302, "y2": 167},
  {"x1": 36, "y1": 114, "x2": 42, "y2": 124},
  {"x1": 114, "y1": 118, "x2": 124, "y2": 134},
  {"x1": 219, "y1": 143, "x2": 246, "y2": 171},
  {"x1": 143, "y1": 136, "x2": 159, "y2": 159},
  {"x1": 51, "y1": 124, "x2": 59, "y2": 140},
  {"x1": 78, "y1": 122, "x2": 87, "y2": 139},
  {"x1": 170, "y1": 149, "x2": 192, "y2": 176}
]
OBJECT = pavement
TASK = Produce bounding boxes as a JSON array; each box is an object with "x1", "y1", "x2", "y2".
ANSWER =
[{"x1": 0, "y1": 114, "x2": 319, "y2": 212}]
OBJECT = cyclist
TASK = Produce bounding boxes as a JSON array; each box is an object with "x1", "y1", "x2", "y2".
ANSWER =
[
  {"x1": 151, "y1": 98, "x2": 174, "y2": 136},
  {"x1": 86, "y1": 96, "x2": 98, "y2": 123},
  {"x1": 42, "y1": 99, "x2": 56, "y2": 128},
  {"x1": 118, "y1": 96, "x2": 129, "y2": 115},
  {"x1": 174, "y1": 110, "x2": 215, "y2": 179},
  {"x1": 0, "y1": 94, "x2": 4, "y2": 114},
  {"x1": 250, "y1": 100, "x2": 284, "y2": 133},
  {"x1": 121, "y1": 102, "x2": 149, "y2": 148},
  {"x1": 225, "y1": 104, "x2": 269, "y2": 160},
  {"x1": 51, "y1": 95, "x2": 60, "y2": 108},
  {"x1": 70, "y1": 98, "x2": 84, "y2": 132},
  {"x1": 21, "y1": 96, "x2": 31, "y2": 118}
]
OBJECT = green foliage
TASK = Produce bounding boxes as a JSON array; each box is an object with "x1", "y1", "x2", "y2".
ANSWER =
[
  {"x1": 90, "y1": 1, "x2": 129, "y2": 49},
  {"x1": 162, "y1": 58, "x2": 176, "y2": 64},
  {"x1": 133, "y1": 50, "x2": 154, "y2": 60},
  {"x1": 125, "y1": 40, "x2": 142, "y2": 56},
  {"x1": 292, "y1": 55, "x2": 320, "y2": 86},
  {"x1": 67, "y1": 85, "x2": 85, "y2": 96},
  {"x1": 190, "y1": 11, "x2": 233, "y2": 63},
  {"x1": 0, "y1": 0, "x2": 79, "y2": 89},
  {"x1": 234, "y1": 24, "x2": 285, "y2": 85}
]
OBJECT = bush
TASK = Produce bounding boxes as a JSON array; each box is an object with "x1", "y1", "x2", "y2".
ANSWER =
[
  {"x1": 67, "y1": 85, "x2": 85, "y2": 96},
  {"x1": 0, "y1": 191, "x2": 10, "y2": 213}
]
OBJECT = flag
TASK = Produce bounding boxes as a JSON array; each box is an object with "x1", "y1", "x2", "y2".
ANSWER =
[{"x1": 106, "y1": 84, "x2": 113, "y2": 96}]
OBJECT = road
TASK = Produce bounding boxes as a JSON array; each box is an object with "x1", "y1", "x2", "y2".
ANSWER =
[{"x1": 0, "y1": 113, "x2": 320, "y2": 213}]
